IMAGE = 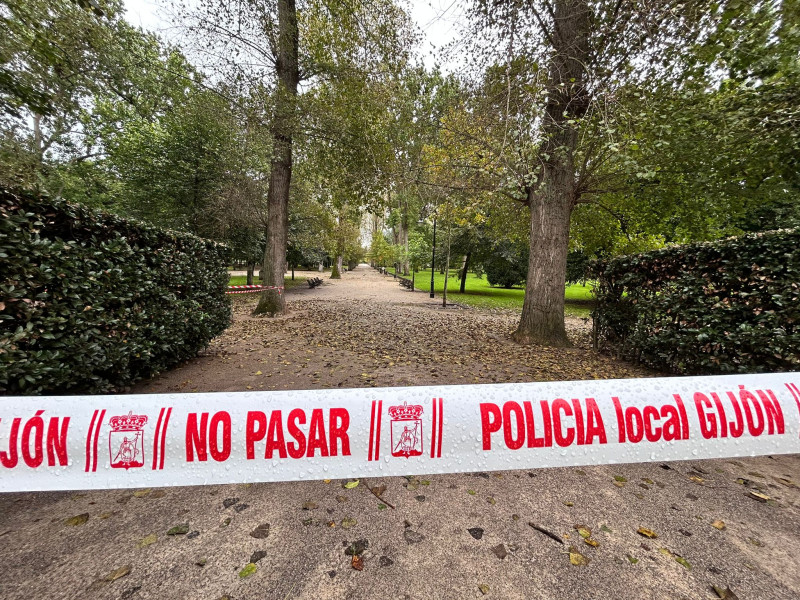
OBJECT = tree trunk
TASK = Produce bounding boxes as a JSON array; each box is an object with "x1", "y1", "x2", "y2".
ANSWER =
[
  {"x1": 253, "y1": 0, "x2": 299, "y2": 316},
  {"x1": 318, "y1": 262, "x2": 323, "y2": 272},
  {"x1": 514, "y1": 177, "x2": 573, "y2": 346},
  {"x1": 402, "y1": 226, "x2": 409, "y2": 275},
  {"x1": 442, "y1": 222, "x2": 452, "y2": 308},
  {"x1": 459, "y1": 252, "x2": 470, "y2": 294},
  {"x1": 513, "y1": 0, "x2": 589, "y2": 346},
  {"x1": 246, "y1": 263, "x2": 255, "y2": 285},
  {"x1": 330, "y1": 255, "x2": 341, "y2": 278}
]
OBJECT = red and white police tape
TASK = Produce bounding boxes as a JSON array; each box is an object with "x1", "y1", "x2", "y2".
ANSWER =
[
  {"x1": 1, "y1": 373, "x2": 799, "y2": 492},
  {"x1": 225, "y1": 285, "x2": 283, "y2": 295}
]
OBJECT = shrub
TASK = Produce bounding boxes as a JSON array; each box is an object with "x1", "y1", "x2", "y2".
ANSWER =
[
  {"x1": 0, "y1": 187, "x2": 231, "y2": 394},
  {"x1": 484, "y1": 241, "x2": 528, "y2": 289},
  {"x1": 591, "y1": 229, "x2": 799, "y2": 374}
]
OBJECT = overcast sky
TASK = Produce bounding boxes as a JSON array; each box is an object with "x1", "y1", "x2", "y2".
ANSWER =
[{"x1": 123, "y1": 0, "x2": 467, "y2": 71}]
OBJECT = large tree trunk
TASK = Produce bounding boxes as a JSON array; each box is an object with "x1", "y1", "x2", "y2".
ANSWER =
[
  {"x1": 514, "y1": 176, "x2": 573, "y2": 345},
  {"x1": 513, "y1": 0, "x2": 589, "y2": 346},
  {"x1": 254, "y1": 0, "x2": 299, "y2": 316}
]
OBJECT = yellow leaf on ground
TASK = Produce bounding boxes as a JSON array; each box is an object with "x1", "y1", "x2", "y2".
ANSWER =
[
  {"x1": 637, "y1": 527, "x2": 658, "y2": 538},
  {"x1": 568, "y1": 546, "x2": 590, "y2": 566}
]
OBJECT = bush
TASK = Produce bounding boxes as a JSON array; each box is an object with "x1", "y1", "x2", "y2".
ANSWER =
[
  {"x1": 0, "y1": 188, "x2": 231, "y2": 394},
  {"x1": 484, "y1": 241, "x2": 528, "y2": 288},
  {"x1": 591, "y1": 229, "x2": 799, "y2": 374}
]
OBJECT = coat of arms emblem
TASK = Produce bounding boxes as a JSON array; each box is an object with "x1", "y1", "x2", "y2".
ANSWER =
[
  {"x1": 108, "y1": 412, "x2": 148, "y2": 469},
  {"x1": 389, "y1": 402, "x2": 423, "y2": 458}
]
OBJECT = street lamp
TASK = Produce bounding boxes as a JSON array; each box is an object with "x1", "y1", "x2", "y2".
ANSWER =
[{"x1": 430, "y1": 217, "x2": 436, "y2": 298}]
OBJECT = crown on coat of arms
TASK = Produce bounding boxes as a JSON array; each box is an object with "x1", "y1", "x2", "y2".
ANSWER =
[
  {"x1": 109, "y1": 411, "x2": 148, "y2": 431},
  {"x1": 388, "y1": 401, "x2": 423, "y2": 420}
]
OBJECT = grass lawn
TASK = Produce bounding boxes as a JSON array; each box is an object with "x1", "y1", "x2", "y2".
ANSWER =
[
  {"x1": 387, "y1": 267, "x2": 594, "y2": 317},
  {"x1": 228, "y1": 275, "x2": 308, "y2": 290}
]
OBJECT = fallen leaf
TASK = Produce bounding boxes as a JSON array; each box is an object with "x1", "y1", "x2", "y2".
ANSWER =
[
  {"x1": 467, "y1": 490, "x2": 477, "y2": 495},
  {"x1": 711, "y1": 520, "x2": 726, "y2": 530},
  {"x1": 138, "y1": 533, "x2": 157, "y2": 548},
  {"x1": 712, "y1": 585, "x2": 740, "y2": 599},
  {"x1": 249, "y1": 524, "x2": 270, "y2": 539},
  {"x1": 574, "y1": 525, "x2": 591, "y2": 539},
  {"x1": 104, "y1": 565, "x2": 131, "y2": 582},
  {"x1": 689, "y1": 476, "x2": 705, "y2": 484},
  {"x1": 341, "y1": 517, "x2": 357, "y2": 529},
  {"x1": 568, "y1": 546, "x2": 589, "y2": 566},
  {"x1": 255, "y1": 371, "x2": 262, "y2": 375},
  {"x1": 65, "y1": 513, "x2": 89, "y2": 527},
  {"x1": 133, "y1": 489, "x2": 151, "y2": 498},
  {"x1": 492, "y1": 544, "x2": 508, "y2": 559},
  {"x1": 478, "y1": 583, "x2": 490, "y2": 595},
  {"x1": 238, "y1": 563, "x2": 257, "y2": 578},
  {"x1": 344, "y1": 480, "x2": 360, "y2": 489},
  {"x1": 167, "y1": 524, "x2": 189, "y2": 535},
  {"x1": 613, "y1": 481, "x2": 626, "y2": 488},
  {"x1": 372, "y1": 485, "x2": 386, "y2": 497},
  {"x1": 563, "y1": 501, "x2": 574, "y2": 507},
  {"x1": 614, "y1": 475, "x2": 628, "y2": 482},
  {"x1": 584, "y1": 538, "x2": 599, "y2": 548},
  {"x1": 345, "y1": 553, "x2": 363, "y2": 572},
  {"x1": 302, "y1": 501, "x2": 318, "y2": 510},
  {"x1": 626, "y1": 555, "x2": 639, "y2": 565},
  {"x1": 660, "y1": 547, "x2": 691, "y2": 570},
  {"x1": 637, "y1": 527, "x2": 658, "y2": 539},
  {"x1": 747, "y1": 491, "x2": 770, "y2": 502}
]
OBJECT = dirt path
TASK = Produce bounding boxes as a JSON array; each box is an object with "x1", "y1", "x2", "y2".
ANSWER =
[
  {"x1": 137, "y1": 264, "x2": 650, "y2": 395},
  {"x1": 1, "y1": 265, "x2": 798, "y2": 600}
]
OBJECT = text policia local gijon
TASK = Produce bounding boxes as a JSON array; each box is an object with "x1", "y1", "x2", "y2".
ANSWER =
[{"x1": 0, "y1": 383, "x2": 791, "y2": 470}]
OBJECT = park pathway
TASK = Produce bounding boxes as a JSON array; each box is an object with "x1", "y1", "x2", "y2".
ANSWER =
[
  {"x1": 0, "y1": 265, "x2": 798, "y2": 600},
  {"x1": 137, "y1": 263, "x2": 648, "y2": 395}
]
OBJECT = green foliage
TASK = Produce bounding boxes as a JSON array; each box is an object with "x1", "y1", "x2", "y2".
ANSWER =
[
  {"x1": 566, "y1": 251, "x2": 590, "y2": 285},
  {"x1": 0, "y1": 188, "x2": 231, "y2": 394},
  {"x1": 484, "y1": 241, "x2": 528, "y2": 289},
  {"x1": 592, "y1": 229, "x2": 800, "y2": 374}
]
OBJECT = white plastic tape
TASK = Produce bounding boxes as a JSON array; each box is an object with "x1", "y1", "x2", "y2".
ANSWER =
[{"x1": 1, "y1": 373, "x2": 799, "y2": 492}]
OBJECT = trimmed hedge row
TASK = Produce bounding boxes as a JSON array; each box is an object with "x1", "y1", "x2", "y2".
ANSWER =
[
  {"x1": 0, "y1": 188, "x2": 231, "y2": 394},
  {"x1": 591, "y1": 229, "x2": 799, "y2": 375}
]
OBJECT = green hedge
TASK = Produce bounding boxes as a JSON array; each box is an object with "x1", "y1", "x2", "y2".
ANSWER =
[
  {"x1": 0, "y1": 188, "x2": 231, "y2": 394},
  {"x1": 591, "y1": 229, "x2": 799, "y2": 374}
]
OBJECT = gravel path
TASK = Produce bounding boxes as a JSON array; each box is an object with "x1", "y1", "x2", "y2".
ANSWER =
[{"x1": 0, "y1": 265, "x2": 798, "y2": 600}]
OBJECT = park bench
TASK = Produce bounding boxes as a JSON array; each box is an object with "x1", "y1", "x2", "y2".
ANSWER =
[
  {"x1": 398, "y1": 276, "x2": 414, "y2": 291},
  {"x1": 307, "y1": 277, "x2": 323, "y2": 288}
]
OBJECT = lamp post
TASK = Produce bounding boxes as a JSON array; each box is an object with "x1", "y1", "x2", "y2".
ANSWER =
[{"x1": 430, "y1": 217, "x2": 436, "y2": 298}]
